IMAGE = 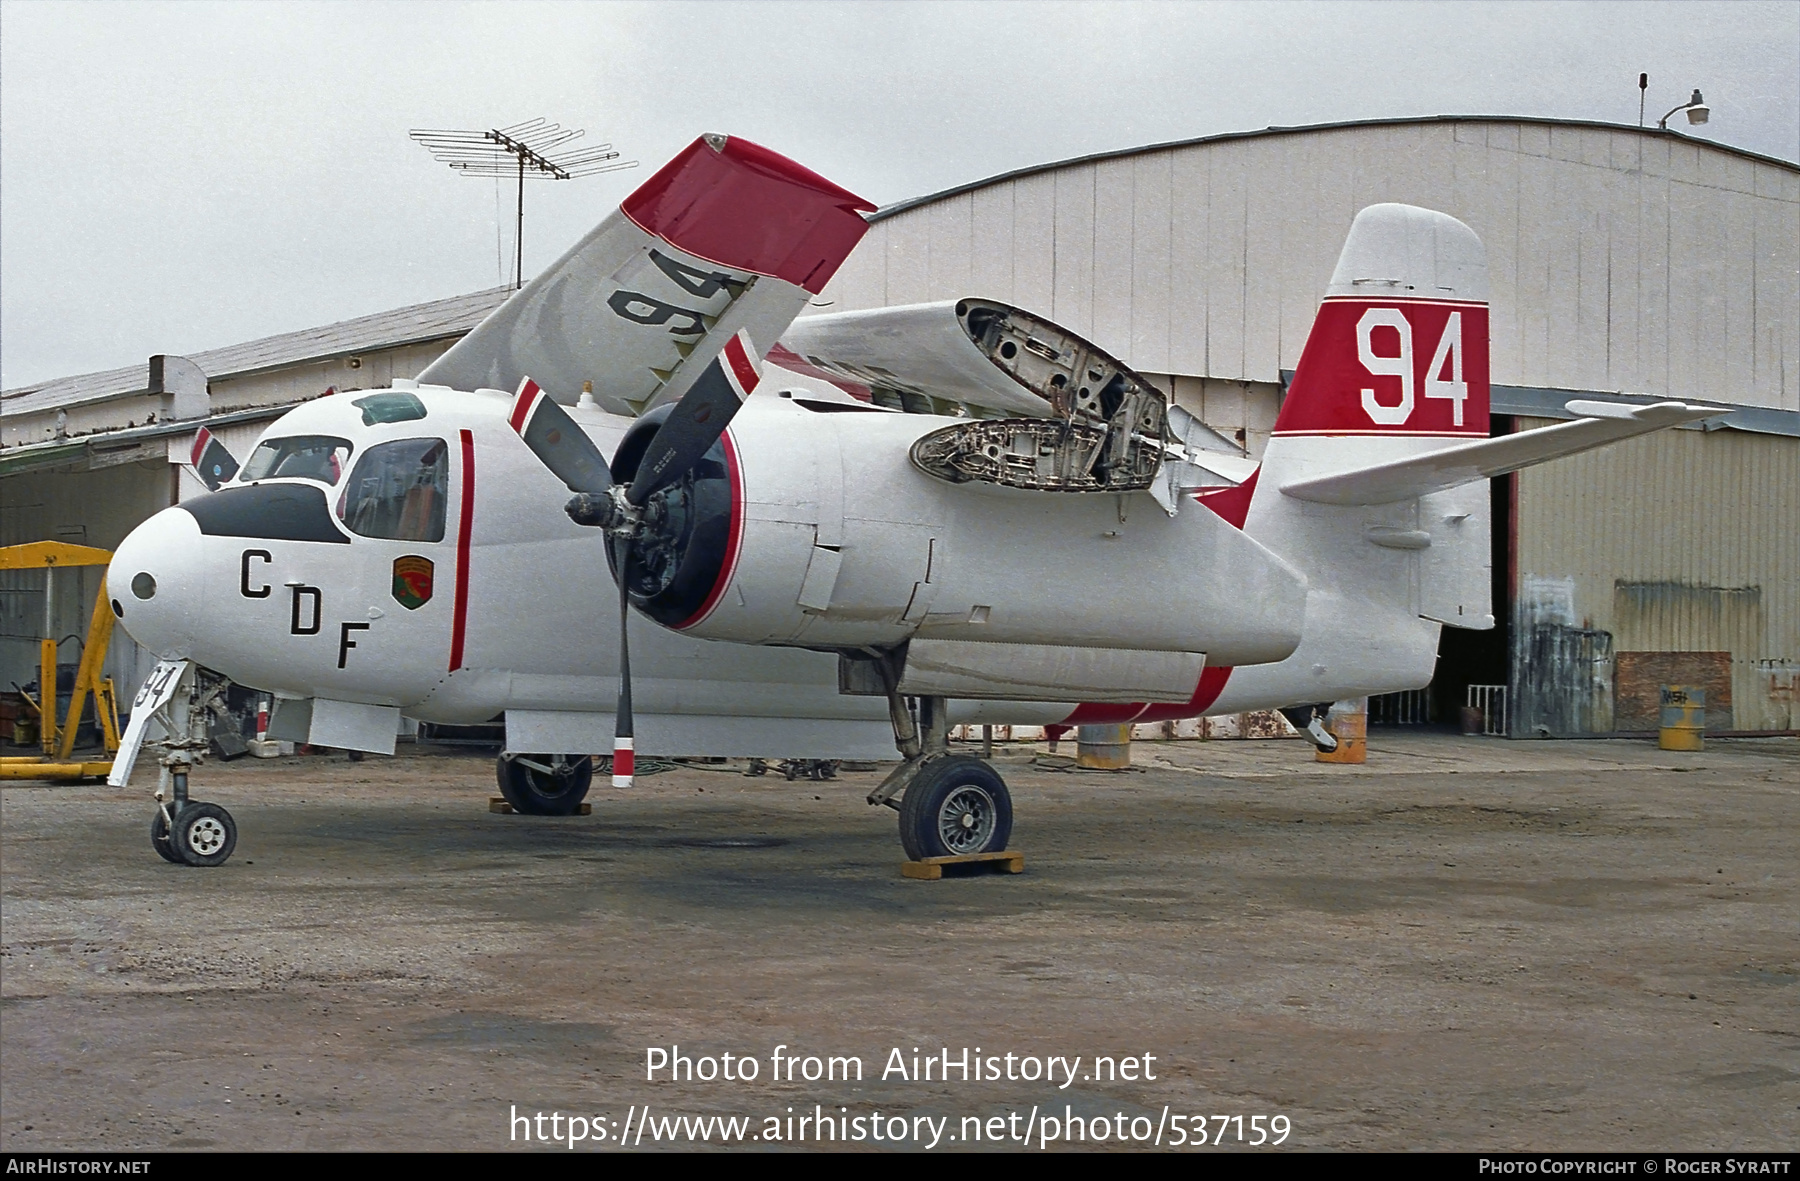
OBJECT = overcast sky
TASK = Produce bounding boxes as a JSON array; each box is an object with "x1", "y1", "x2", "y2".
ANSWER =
[{"x1": 2, "y1": 0, "x2": 1795, "y2": 390}]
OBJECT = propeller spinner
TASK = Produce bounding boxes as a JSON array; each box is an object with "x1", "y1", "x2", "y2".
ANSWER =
[{"x1": 508, "y1": 329, "x2": 762, "y2": 787}]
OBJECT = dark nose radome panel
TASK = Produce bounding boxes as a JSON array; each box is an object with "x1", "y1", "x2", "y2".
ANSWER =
[{"x1": 181, "y1": 483, "x2": 350, "y2": 544}]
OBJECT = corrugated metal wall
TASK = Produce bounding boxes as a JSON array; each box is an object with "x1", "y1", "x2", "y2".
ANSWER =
[
  {"x1": 820, "y1": 120, "x2": 1800, "y2": 413},
  {"x1": 1514, "y1": 417, "x2": 1800, "y2": 731}
]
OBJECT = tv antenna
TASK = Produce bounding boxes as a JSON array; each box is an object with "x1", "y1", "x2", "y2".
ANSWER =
[{"x1": 410, "y1": 118, "x2": 637, "y2": 289}]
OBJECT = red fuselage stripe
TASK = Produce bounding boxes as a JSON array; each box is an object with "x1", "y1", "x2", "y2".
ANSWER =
[
  {"x1": 449, "y1": 429, "x2": 476, "y2": 671},
  {"x1": 1135, "y1": 666, "x2": 1235, "y2": 724},
  {"x1": 1272, "y1": 429, "x2": 1486, "y2": 438},
  {"x1": 674, "y1": 430, "x2": 744, "y2": 631},
  {"x1": 764, "y1": 342, "x2": 873, "y2": 402},
  {"x1": 1063, "y1": 666, "x2": 1238, "y2": 727}
]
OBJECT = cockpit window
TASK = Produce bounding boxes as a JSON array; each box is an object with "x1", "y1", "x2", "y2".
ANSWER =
[
  {"x1": 240, "y1": 435, "x2": 353, "y2": 485},
  {"x1": 336, "y1": 437, "x2": 449, "y2": 542},
  {"x1": 352, "y1": 391, "x2": 428, "y2": 426}
]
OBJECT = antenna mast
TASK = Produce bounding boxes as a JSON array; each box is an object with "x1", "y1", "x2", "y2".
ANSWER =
[{"x1": 410, "y1": 118, "x2": 637, "y2": 289}]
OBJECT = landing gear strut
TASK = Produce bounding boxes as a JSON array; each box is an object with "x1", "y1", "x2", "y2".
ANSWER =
[
  {"x1": 1279, "y1": 702, "x2": 1339, "y2": 753},
  {"x1": 863, "y1": 654, "x2": 1013, "y2": 860},
  {"x1": 145, "y1": 668, "x2": 239, "y2": 867}
]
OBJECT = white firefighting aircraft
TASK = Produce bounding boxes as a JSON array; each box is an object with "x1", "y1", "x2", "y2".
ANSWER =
[{"x1": 106, "y1": 133, "x2": 1716, "y2": 867}]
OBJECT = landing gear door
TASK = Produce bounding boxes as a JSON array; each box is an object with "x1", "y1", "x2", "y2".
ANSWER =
[{"x1": 107, "y1": 658, "x2": 192, "y2": 787}]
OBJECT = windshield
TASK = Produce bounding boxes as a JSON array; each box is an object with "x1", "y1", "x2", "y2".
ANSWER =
[
  {"x1": 240, "y1": 435, "x2": 354, "y2": 485},
  {"x1": 336, "y1": 437, "x2": 449, "y2": 542}
]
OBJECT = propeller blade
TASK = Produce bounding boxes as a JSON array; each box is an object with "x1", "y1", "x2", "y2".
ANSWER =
[
  {"x1": 508, "y1": 377, "x2": 614, "y2": 494},
  {"x1": 611, "y1": 535, "x2": 635, "y2": 788},
  {"x1": 187, "y1": 427, "x2": 240, "y2": 491},
  {"x1": 625, "y1": 329, "x2": 761, "y2": 506}
]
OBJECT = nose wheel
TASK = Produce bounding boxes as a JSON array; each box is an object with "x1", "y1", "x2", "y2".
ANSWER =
[{"x1": 150, "y1": 770, "x2": 239, "y2": 867}]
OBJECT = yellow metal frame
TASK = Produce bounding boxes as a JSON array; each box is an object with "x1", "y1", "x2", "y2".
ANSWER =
[{"x1": 0, "y1": 542, "x2": 120, "y2": 781}]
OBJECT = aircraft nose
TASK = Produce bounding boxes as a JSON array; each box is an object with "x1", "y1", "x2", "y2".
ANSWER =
[{"x1": 108, "y1": 505, "x2": 205, "y2": 656}]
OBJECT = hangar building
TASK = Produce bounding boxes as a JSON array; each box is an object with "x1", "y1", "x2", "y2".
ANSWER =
[
  {"x1": 3, "y1": 116, "x2": 1796, "y2": 736},
  {"x1": 811, "y1": 116, "x2": 1800, "y2": 736}
]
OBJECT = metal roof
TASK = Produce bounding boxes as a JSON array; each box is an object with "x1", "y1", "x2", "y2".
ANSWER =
[
  {"x1": 1, "y1": 286, "x2": 512, "y2": 417},
  {"x1": 872, "y1": 115, "x2": 1800, "y2": 223},
  {"x1": 0, "y1": 403, "x2": 295, "y2": 479}
]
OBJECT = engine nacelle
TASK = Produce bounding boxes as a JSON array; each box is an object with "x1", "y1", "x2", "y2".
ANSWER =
[{"x1": 616, "y1": 397, "x2": 1307, "y2": 669}]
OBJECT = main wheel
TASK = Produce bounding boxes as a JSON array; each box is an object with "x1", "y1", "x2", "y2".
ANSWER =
[
  {"x1": 897, "y1": 756, "x2": 1013, "y2": 861},
  {"x1": 149, "y1": 810, "x2": 182, "y2": 864},
  {"x1": 496, "y1": 754, "x2": 593, "y2": 816},
  {"x1": 172, "y1": 801, "x2": 237, "y2": 867}
]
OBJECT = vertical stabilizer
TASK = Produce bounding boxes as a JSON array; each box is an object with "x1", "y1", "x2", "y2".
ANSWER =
[
  {"x1": 1271, "y1": 203, "x2": 1490, "y2": 440},
  {"x1": 1222, "y1": 205, "x2": 1496, "y2": 716}
]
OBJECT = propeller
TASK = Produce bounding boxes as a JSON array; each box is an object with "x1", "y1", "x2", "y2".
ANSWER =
[
  {"x1": 186, "y1": 427, "x2": 241, "y2": 492},
  {"x1": 508, "y1": 328, "x2": 763, "y2": 787}
]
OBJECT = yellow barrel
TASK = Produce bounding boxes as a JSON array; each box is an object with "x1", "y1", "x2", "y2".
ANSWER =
[
  {"x1": 1315, "y1": 698, "x2": 1368, "y2": 764},
  {"x1": 1076, "y1": 723, "x2": 1132, "y2": 769},
  {"x1": 1659, "y1": 685, "x2": 1705, "y2": 751}
]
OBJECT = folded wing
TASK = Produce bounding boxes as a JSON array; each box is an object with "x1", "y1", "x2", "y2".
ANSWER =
[
  {"x1": 777, "y1": 299, "x2": 1159, "y2": 421},
  {"x1": 419, "y1": 133, "x2": 875, "y2": 413}
]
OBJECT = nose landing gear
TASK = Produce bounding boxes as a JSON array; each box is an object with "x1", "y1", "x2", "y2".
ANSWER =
[
  {"x1": 151, "y1": 768, "x2": 239, "y2": 867},
  {"x1": 130, "y1": 662, "x2": 240, "y2": 867}
]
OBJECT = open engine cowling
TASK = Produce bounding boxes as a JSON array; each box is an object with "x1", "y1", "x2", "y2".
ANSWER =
[{"x1": 614, "y1": 397, "x2": 1307, "y2": 671}]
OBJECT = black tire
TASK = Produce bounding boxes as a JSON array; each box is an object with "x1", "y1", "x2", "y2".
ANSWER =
[
  {"x1": 149, "y1": 809, "x2": 183, "y2": 864},
  {"x1": 496, "y1": 754, "x2": 593, "y2": 816},
  {"x1": 172, "y1": 801, "x2": 237, "y2": 867},
  {"x1": 897, "y1": 756, "x2": 1012, "y2": 861}
]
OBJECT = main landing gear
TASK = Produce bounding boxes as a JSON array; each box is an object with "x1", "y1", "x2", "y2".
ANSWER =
[
  {"x1": 864, "y1": 658, "x2": 1013, "y2": 860},
  {"x1": 496, "y1": 752, "x2": 594, "y2": 815}
]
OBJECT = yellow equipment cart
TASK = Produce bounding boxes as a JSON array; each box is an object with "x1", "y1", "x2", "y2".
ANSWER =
[{"x1": 0, "y1": 541, "x2": 122, "y2": 780}]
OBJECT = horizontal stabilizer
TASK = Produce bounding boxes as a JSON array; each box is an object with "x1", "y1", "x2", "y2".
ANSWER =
[{"x1": 1280, "y1": 400, "x2": 1720, "y2": 505}]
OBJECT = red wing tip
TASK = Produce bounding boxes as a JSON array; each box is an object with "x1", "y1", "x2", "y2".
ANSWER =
[{"x1": 684, "y1": 133, "x2": 876, "y2": 213}]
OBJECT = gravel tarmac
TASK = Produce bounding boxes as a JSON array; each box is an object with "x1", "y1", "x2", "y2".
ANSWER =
[{"x1": 2, "y1": 731, "x2": 1795, "y2": 1152}]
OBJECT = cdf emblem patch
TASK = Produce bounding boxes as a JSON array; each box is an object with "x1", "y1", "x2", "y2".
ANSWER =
[{"x1": 392, "y1": 556, "x2": 435, "y2": 610}]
